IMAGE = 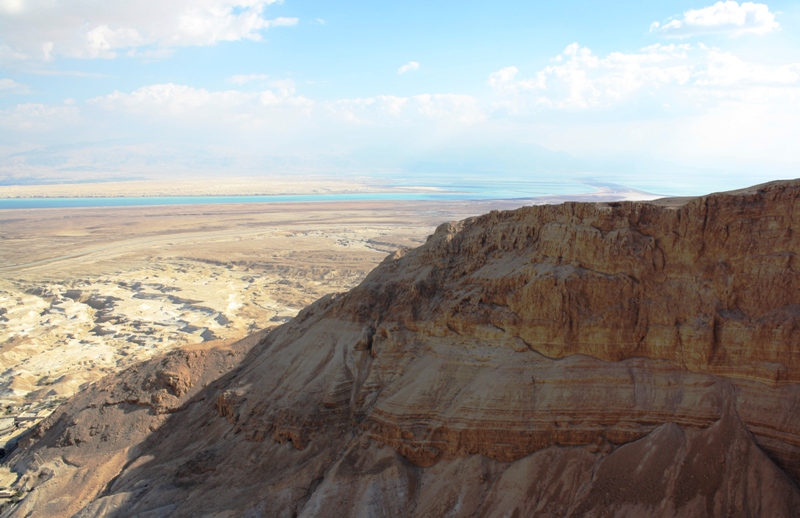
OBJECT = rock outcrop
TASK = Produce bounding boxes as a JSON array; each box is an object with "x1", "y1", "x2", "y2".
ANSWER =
[{"x1": 4, "y1": 180, "x2": 800, "y2": 517}]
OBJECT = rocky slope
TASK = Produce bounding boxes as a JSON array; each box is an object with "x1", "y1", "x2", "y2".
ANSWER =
[{"x1": 4, "y1": 180, "x2": 800, "y2": 517}]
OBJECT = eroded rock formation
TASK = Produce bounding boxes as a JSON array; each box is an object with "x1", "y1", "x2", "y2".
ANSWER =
[{"x1": 4, "y1": 180, "x2": 800, "y2": 517}]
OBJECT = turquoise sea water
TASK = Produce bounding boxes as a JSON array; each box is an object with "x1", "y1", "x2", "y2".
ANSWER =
[{"x1": 0, "y1": 181, "x2": 598, "y2": 209}]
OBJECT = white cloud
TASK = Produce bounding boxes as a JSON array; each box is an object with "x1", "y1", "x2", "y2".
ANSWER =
[
  {"x1": 485, "y1": 40, "x2": 800, "y2": 176},
  {"x1": 489, "y1": 43, "x2": 693, "y2": 110},
  {"x1": 0, "y1": 82, "x2": 491, "y2": 181},
  {"x1": 0, "y1": 78, "x2": 30, "y2": 94},
  {"x1": 313, "y1": 18, "x2": 326, "y2": 25},
  {"x1": 36, "y1": 82, "x2": 485, "y2": 133},
  {"x1": 0, "y1": 44, "x2": 27, "y2": 61},
  {"x1": 694, "y1": 49, "x2": 800, "y2": 86},
  {"x1": 266, "y1": 79, "x2": 296, "y2": 96},
  {"x1": 398, "y1": 61, "x2": 420, "y2": 75},
  {"x1": 0, "y1": 102, "x2": 79, "y2": 131},
  {"x1": 489, "y1": 42, "x2": 800, "y2": 113},
  {"x1": 88, "y1": 83, "x2": 313, "y2": 131},
  {"x1": 0, "y1": 0, "x2": 298, "y2": 61},
  {"x1": 651, "y1": 1, "x2": 779, "y2": 38},
  {"x1": 3, "y1": 31, "x2": 800, "y2": 184},
  {"x1": 227, "y1": 73, "x2": 270, "y2": 85},
  {"x1": 226, "y1": 75, "x2": 297, "y2": 95},
  {"x1": 125, "y1": 47, "x2": 175, "y2": 60}
]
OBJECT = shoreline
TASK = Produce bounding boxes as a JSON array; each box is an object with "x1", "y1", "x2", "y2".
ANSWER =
[
  {"x1": 0, "y1": 176, "x2": 609, "y2": 205},
  {"x1": 0, "y1": 187, "x2": 660, "y2": 211}
]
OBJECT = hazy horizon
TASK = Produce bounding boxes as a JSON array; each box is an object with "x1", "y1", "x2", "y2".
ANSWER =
[{"x1": 2, "y1": 0, "x2": 799, "y2": 196}]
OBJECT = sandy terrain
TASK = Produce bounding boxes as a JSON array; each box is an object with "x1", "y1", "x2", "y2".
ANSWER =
[{"x1": 0, "y1": 199, "x2": 532, "y2": 418}]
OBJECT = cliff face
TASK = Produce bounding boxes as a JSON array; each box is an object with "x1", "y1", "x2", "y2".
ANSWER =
[
  {"x1": 6, "y1": 181, "x2": 800, "y2": 517},
  {"x1": 350, "y1": 182, "x2": 799, "y2": 383}
]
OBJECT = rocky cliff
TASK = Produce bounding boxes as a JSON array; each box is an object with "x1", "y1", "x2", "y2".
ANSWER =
[{"x1": 4, "y1": 180, "x2": 800, "y2": 517}]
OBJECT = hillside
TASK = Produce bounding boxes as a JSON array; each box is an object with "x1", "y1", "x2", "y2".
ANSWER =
[{"x1": 4, "y1": 180, "x2": 800, "y2": 517}]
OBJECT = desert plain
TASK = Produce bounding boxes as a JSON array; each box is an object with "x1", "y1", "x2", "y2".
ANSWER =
[
  {"x1": 0, "y1": 178, "x2": 659, "y2": 511},
  {"x1": 0, "y1": 197, "x2": 539, "y2": 437}
]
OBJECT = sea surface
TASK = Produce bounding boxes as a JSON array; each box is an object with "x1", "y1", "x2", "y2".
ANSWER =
[{"x1": 0, "y1": 181, "x2": 598, "y2": 209}]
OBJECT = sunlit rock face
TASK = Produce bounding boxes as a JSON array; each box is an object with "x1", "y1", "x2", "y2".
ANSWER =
[{"x1": 7, "y1": 180, "x2": 800, "y2": 517}]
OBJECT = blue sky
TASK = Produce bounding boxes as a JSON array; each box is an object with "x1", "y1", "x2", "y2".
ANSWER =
[{"x1": 1, "y1": 0, "x2": 799, "y2": 194}]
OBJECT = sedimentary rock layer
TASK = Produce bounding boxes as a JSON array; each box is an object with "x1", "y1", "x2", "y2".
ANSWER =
[{"x1": 5, "y1": 180, "x2": 800, "y2": 517}]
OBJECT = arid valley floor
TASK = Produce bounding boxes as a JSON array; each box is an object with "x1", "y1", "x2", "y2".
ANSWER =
[{"x1": 0, "y1": 198, "x2": 535, "y2": 449}]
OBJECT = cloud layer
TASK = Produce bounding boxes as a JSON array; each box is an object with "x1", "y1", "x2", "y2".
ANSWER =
[
  {"x1": 0, "y1": 77, "x2": 29, "y2": 94},
  {"x1": 0, "y1": 0, "x2": 297, "y2": 61},
  {"x1": 398, "y1": 61, "x2": 420, "y2": 75},
  {"x1": 651, "y1": 1, "x2": 779, "y2": 38},
  {"x1": 0, "y1": 2, "x2": 797, "y2": 192},
  {"x1": 84, "y1": 84, "x2": 485, "y2": 131},
  {"x1": 2, "y1": 35, "x2": 798, "y2": 176},
  {"x1": 489, "y1": 43, "x2": 693, "y2": 110},
  {"x1": 488, "y1": 41, "x2": 799, "y2": 111}
]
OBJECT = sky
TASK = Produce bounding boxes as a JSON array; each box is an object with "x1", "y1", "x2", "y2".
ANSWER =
[{"x1": 1, "y1": 0, "x2": 799, "y2": 195}]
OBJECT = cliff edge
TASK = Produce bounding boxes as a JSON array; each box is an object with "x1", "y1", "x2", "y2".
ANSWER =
[{"x1": 4, "y1": 180, "x2": 800, "y2": 517}]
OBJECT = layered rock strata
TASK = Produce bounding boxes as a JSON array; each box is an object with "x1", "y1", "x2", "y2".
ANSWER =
[{"x1": 4, "y1": 180, "x2": 800, "y2": 517}]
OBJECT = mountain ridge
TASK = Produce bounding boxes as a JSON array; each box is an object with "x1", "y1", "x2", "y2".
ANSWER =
[{"x1": 4, "y1": 179, "x2": 800, "y2": 517}]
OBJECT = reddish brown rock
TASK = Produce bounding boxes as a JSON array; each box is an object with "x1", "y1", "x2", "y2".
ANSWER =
[{"x1": 5, "y1": 180, "x2": 800, "y2": 517}]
